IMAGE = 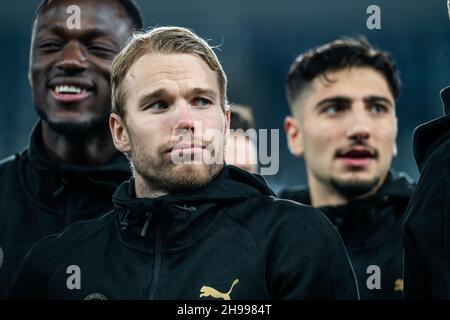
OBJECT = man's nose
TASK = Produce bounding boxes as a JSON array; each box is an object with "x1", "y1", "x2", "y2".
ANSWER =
[
  {"x1": 172, "y1": 102, "x2": 196, "y2": 135},
  {"x1": 346, "y1": 108, "x2": 371, "y2": 141},
  {"x1": 55, "y1": 41, "x2": 88, "y2": 74}
]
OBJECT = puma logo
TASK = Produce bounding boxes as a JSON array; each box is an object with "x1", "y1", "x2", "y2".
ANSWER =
[
  {"x1": 394, "y1": 278, "x2": 404, "y2": 291},
  {"x1": 199, "y1": 278, "x2": 239, "y2": 300}
]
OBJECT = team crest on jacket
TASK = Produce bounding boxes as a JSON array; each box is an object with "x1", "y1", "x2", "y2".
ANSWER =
[
  {"x1": 199, "y1": 278, "x2": 239, "y2": 300},
  {"x1": 84, "y1": 293, "x2": 108, "y2": 300}
]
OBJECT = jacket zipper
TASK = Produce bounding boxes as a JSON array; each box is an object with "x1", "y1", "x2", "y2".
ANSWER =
[{"x1": 148, "y1": 227, "x2": 162, "y2": 299}]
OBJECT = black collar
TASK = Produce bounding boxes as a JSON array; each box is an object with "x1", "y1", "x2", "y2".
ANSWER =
[
  {"x1": 19, "y1": 121, "x2": 130, "y2": 214},
  {"x1": 26, "y1": 121, "x2": 130, "y2": 176},
  {"x1": 413, "y1": 86, "x2": 450, "y2": 169}
]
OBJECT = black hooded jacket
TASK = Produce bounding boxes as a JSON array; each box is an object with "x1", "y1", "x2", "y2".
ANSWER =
[
  {"x1": 279, "y1": 171, "x2": 414, "y2": 300},
  {"x1": 0, "y1": 121, "x2": 130, "y2": 298},
  {"x1": 403, "y1": 86, "x2": 450, "y2": 299},
  {"x1": 8, "y1": 166, "x2": 358, "y2": 300}
]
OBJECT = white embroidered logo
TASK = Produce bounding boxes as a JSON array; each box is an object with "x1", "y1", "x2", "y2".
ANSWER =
[{"x1": 84, "y1": 293, "x2": 107, "y2": 300}]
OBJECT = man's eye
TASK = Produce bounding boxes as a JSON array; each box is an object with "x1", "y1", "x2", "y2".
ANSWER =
[
  {"x1": 370, "y1": 103, "x2": 388, "y2": 113},
  {"x1": 193, "y1": 97, "x2": 212, "y2": 108},
  {"x1": 88, "y1": 45, "x2": 115, "y2": 57},
  {"x1": 322, "y1": 104, "x2": 345, "y2": 115},
  {"x1": 147, "y1": 101, "x2": 168, "y2": 111},
  {"x1": 38, "y1": 42, "x2": 62, "y2": 52}
]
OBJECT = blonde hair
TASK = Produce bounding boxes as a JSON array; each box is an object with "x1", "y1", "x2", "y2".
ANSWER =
[{"x1": 111, "y1": 26, "x2": 228, "y2": 118}]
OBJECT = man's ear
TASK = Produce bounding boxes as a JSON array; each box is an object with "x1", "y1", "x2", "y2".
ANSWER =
[
  {"x1": 224, "y1": 105, "x2": 231, "y2": 140},
  {"x1": 447, "y1": 0, "x2": 450, "y2": 19},
  {"x1": 109, "y1": 113, "x2": 131, "y2": 153},
  {"x1": 225, "y1": 105, "x2": 231, "y2": 130},
  {"x1": 284, "y1": 115, "x2": 304, "y2": 157},
  {"x1": 393, "y1": 115, "x2": 398, "y2": 157}
]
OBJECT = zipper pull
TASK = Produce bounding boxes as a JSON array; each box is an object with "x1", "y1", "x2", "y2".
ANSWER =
[
  {"x1": 140, "y1": 211, "x2": 153, "y2": 237},
  {"x1": 120, "y1": 209, "x2": 131, "y2": 231},
  {"x1": 52, "y1": 178, "x2": 67, "y2": 198}
]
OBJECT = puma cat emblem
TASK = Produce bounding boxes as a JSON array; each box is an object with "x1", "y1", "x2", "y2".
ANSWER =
[
  {"x1": 199, "y1": 278, "x2": 239, "y2": 300},
  {"x1": 394, "y1": 278, "x2": 404, "y2": 291}
]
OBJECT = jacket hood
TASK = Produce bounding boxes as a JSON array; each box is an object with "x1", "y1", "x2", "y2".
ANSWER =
[
  {"x1": 113, "y1": 165, "x2": 275, "y2": 214},
  {"x1": 279, "y1": 170, "x2": 414, "y2": 245},
  {"x1": 112, "y1": 165, "x2": 276, "y2": 250},
  {"x1": 278, "y1": 185, "x2": 311, "y2": 205},
  {"x1": 26, "y1": 121, "x2": 130, "y2": 178},
  {"x1": 413, "y1": 86, "x2": 450, "y2": 170},
  {"x1": 319, "y1": 171, "x2": 413, "y2": 251}
]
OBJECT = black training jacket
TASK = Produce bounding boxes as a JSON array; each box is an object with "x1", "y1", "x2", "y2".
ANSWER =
[
  {"x1": 279, "y1": 171, "x2": 414, "y2": 300},
  {"x1": 403, "y1": 86, "x2": 450, "y2": 299},
  {"x1": 8, "y1": 165, "x2": 358, "y2": 300},
  {"x1": 0, "y1": 121, "x2": 130, "y2": 298}
]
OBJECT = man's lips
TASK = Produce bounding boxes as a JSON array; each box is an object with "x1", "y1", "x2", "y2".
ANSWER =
[
  {"x1": 336, "y1": 148, "x2": 376, "y2": 167},
  {"x1": 170, "y1": 143, "x2": 205, "y2": 156},
  {"x1": 48, "y1": 79, "x2": 94, "y2": 103},
  {"x1": 50, "y1": 89, "x2": 91, "y2": 102}
]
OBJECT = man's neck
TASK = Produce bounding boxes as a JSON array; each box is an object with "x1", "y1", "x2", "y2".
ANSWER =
[
  {"x1": 309, "y1": 176, "x2": 348, "y2": 208},
  {"x1": 41, "y1": 121, "x2": 117, "y2": 166},
  {"x1": 134, "y1": 174, "x2": 168, "y2": 198}
]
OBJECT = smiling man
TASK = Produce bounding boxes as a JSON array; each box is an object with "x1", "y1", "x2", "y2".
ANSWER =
[
  {"x1": 0, "y1": 0, "x2": 142, "y2": 297},
  {"x1": 280, "y1": 37, "x2": 415, "y2": 299},
  {"x1": 7, "y1": 26, "x2": 358, "y2": 300}
]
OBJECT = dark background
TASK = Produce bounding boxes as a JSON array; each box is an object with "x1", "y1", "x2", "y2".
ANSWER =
[{"x1": 0, "y1": 0, "x2": 448, "y2": 191}]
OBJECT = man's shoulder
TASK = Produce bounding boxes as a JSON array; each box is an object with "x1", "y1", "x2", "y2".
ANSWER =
[
  {"x1": 28, "y1": 211, "x2": 117, "y2": 261},
  {"x1": 414, "y1": 130, "x2": 450, "y2": 188},
  {"x1": 413, "y1": 115, "x2": 450, "y2": 170},
  {"x1": 0, "y1": 154, "x2": 21, "y2": 190},
  {"x1": 427, "y1": 133, "x2": 450, "y2": 164},
  {"x1": 278, "y1": 185, "x2": 310, "y2": 204},
  {"x1": 7, "y1": 211, "x2": 118, "y2": 298},
  {"x1": 265, "y1": 197, "x2": 338, "y2": 233},
  {"x1": 0, "y1": 154, "x2": 20, "y2": 173},
  {"x1": 226, "y1": 195, "x2": 337, "y2": 243}
]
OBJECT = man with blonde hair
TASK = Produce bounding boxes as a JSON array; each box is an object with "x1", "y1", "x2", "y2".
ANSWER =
[{"x1": 8, "y1": 27, "x2": 357, "y2": 300}]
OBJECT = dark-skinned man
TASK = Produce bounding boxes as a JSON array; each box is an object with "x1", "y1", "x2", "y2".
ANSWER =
[{"x1": 0, "y1": 0, "x2": 142, "y2": 297}]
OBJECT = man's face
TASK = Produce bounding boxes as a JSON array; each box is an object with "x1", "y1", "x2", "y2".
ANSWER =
[
  {"x1": 30, "y1": 0, "x2": 132, "y2": 134},
  {"x1": 285, "y1": 67, "x2": 397, "y2": 199},
  {"x1": 110, "y1": 53, "x2": 230, "y2": 194}
]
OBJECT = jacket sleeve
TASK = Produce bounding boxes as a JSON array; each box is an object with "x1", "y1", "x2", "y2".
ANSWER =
[
  {"x1": 404, "y1": 147, "x2": 450, "y2": 299},
  {"x1": 7, "y1": 236, "x2": 57, "y2": 299},
  {"x1": 259, "y1": 200, "x2": 359, "y2": 300}
]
